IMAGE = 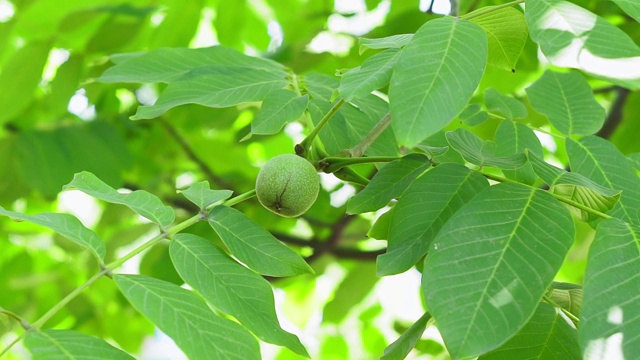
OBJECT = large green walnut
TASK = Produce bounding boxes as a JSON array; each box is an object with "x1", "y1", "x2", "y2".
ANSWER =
[{"x1": 256, "y1": 154, "x2": 320, "y2": 218}]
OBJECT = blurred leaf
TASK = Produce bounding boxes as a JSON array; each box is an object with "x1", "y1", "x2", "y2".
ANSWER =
[
  {"x1": 208, "y1": 206, "x2": 313, "y2": 276},
  {"x1": 150, "y1": 0, "x2": 202, "y2": 47},
  {"x1": 45, "y1": 55, "x2": 83, "y2": 116},
  {"x1": 459, "y1": 104, "x2": 489, "y2": 126},
  {"x1": 478, "y1": 302, "x2": 581, "y2": 360},
  {"x1": 484, "y1": 88, "x2": 527, "y2": 119},
  {"x1": 611, "y1": 0, "x2": 640, "y2": 21},
  {"x1": 320, "y1": 334, "x2": 349, "y2": 360},
  {"x1": 580, "y1": 219, "x2": 640, "y2": 358},
  {"x1": 251, "y1": 90, "x2": 308, "y2": 135},
  {"x1": 359, "y1": 34, "x2": 413, "y2": 54},
  {"x1": 323, "y1": 262, "x2": 378, "y2": 324},
  {"x1": 390, "y1": 17, "x2": 487, "y2": 148},
  {"x1": 64, "y1": 171, "x2": 175, "y2": 227},
  {"x1": 178, "y1": 181, "x2": 233, "y2": 210},
  {"x1": 423, "y1": 183, "x2": 575, "y2": 359},
  {"x1": 139, "y1": 242, "x2": 182, "y2": 285},
  {"x1": 381, "y1": 312, "x2": 431, "y2": 360},
  {"x1": 467, "y1": 6, "x2": 528, "y2": 72},
  {"x1": 115, "y1": 274, "x2": 260, "y2": 360},
  {"x1": 347, "y1": 154, "x2": 431, "y2": 214},
  {"x1": 25, "y1": 329, "x2": 134, "y2": 359},
  {"x1": 628, "y1": 152, "x2": 640, "y2": 171},
  {"x1": 170, "y1": 233, "x2": 308, "y2": 357},
  {"x1": 339, "y1": 48, "x2": 401, "y2": 101},
  {"x1": 0, "y1": 206, "x2": 105, "y2": 264},
  {"x1": 526, "y1": 70, "x2": 605, "y2": 136},
  {"x1": 378, "y1": 164, "x2": 489, "y2": 276},
  {"x1": 446, "y1": 128, "x2": 527, "y2": 169},
  {"x1": 494, "y1": 121, "x2": 541, "y2": 185}
]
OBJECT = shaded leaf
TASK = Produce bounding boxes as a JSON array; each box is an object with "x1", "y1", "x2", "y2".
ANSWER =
[
  {"x1": 484, "y1": 88, "x2": 527, "y2": 119},
  {"x1": 367, "y1": 208, "x2": 394, "y2": 240},
  {"x1": 548, "y1": 282, "x2": 583, "y2": 320},
  {"x1": 378, "y1": 164, "x2": 489, "y2": 276},
  {"x1": 339, "y1": 48, "x2": 401, "y2": 101},
  {"x1": 580, "y1": 219, "x2": 640, "y2": 359},
  {"x1": 446, "y1": 128, "x2": 527, "y2": 169},
  {"x1": 169, "y1": 234, "x2": 308, "y2": 357},
  {"x1": 207, "y1": 206, "x2": 313, "y2": 276},
  {"x1": 389, "y1": 17, "x2": 488, "y2": 148},
  {"x1": 64, "y1": 171, "x2": 175, "y2": 227},
  {"x1": 359, "y1": 34, "x2": 413, "y2": 54},
  {"x1": 178, "y1": 181, "x2": 233, "y2": 210},
  {"x1": 347, "y1": 154, "x2": 431, "y2": 214},
  {"x1": 251, "y1": 90, "x2": 309, "y2": 135},
  {"x1": 25, "y1": 329, "x2": 134, "y2": 360},
  {"x1": 423, "y1": 183, "x2": 575, "y2": 359},
  {"x1": 494, "y1": 121, "x2": 541, "y2": 185},
  {"x1": 382, "y1": 312, "x2": 432, "y2": 360},
  {"x1": 526, "y1": 70, "x2": 605, "y2": 136},
  {"x1": 0, "y1": 206, "x2": 105, "y2": 264},
  {"x1": 458, "y1": 104, "x2": 489, "y2": 126},
  {"x1": 115, "y1": 274, "x2": 260, "y2": 360}
]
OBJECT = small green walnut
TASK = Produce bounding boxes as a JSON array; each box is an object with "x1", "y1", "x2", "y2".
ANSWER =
[{"x1": 256, "y1": 154, "x2": 320, "y2": 218}]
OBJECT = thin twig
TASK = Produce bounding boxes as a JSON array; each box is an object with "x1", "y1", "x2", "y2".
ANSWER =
[{"x1": 596, "y1": 87, "x2": 630, "y2": 139}]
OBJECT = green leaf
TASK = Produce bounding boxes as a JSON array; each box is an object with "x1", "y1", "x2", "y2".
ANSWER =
[
  {"x1": 446, "y1": 128, "x2": 527, "y2": 169},
  {"x1": 339, "y1": 48, "x2": 401, "y2": 101},
  {"x1": 478, "y1": 302, "x2": 581, "y2": 360},
  {"x1": 64, "y1": 171, "x2": 175, "y2": 227},
  {"x1": 494, "y1": 121, "x2": 542, "y2": 185},
  {"x1": 566, "y1": 136, "x2": 640, "y2": 224},
  {"x1": 251, "y1": 90, "x2": 309, "y2": 135},
  {"x1": 629, "y1": 152, "x2": 640, "y2": 171},
  {"x1": 99, "y1": 46, "x2": 287, "y2": 83},
  {"x1": 207, "y1": 206, "x2": 313, "y2": 276},
  {"x1": 548, "y1": 282, "x2": 583, "y2": 320},
  {"x1": 131, "y1": 67, "x2": 289, "y2": 120},
  {"x1": 580, "y1": 219, "x2": 640, "y2": 359},
  {"x1": 169, "y1": 234, "x2": 308, "y2": 357},
  {"x1": 323, "y1": 262, "x2": 378, "y2": 324},
  {"x1": 359, "y1": 34, "x2": 413, "y2": 54},
  {"x1": 25, "y1": 329, "x2": 134, "y2": 360},
  {"x1": 0, "y1": 206, "x2": 105, "y2": 264},
  {"x1": 367, "y1": 208, "x2": 393, "y2": 240},
  {"x1": 458, "y1": 104, "x2": 489, "y2": 126},
  {"x1": 423, "y1": 183, "x2": 575, "y2": 359},
  {"x1": 381, "y1": 312, "x2": 432, "y2": 360},
  {"x1": 526, "y1": 70, "x2": 605, "y2": 136},
  {"x1": 378, "y1": 164, "x2": 489, "y2": 276},
  {"x1": 525, "y1": 0, "x2": 640, "y2": 88},
  {"x1": 0, "y1": 41, "x2": 51, "y2": 124},
  {"x1": 612, "y1": 0, "x2": 640, "y2": 22},
  {"x1": 178, "y1": 181, "x2": 233, "y2": 210},
  {"x1": 115, "y1": 274, "x2": 260, "y2": 360},
  {"x1": 389, "y1": 17, "x2": 488, "y2": 148},
  {"x1": 346, "y1": 154, "x2": 431, "y2": 214},
  {"x1": 467, "y1": 6, "x2": 528, "y2": 72},
  {"x1": 484, "y1": 88, "x2": 527, "y2": 120}
]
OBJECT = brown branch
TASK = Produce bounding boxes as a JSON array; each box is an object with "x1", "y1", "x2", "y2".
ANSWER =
[{"x1": 596, "y1": 87, "x2": 631, "y2": 139}]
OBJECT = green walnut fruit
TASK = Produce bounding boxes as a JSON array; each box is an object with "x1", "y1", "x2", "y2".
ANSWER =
[{"x1": 256, "y1": 154, "x2": 320, "y2": 218}]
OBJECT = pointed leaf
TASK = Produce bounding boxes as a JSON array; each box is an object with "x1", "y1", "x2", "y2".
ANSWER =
[
  {"x1": 389, "y1": 17, "x2": 488, "y2": 148},
  {"x1": 458, "y1": 104, "x2": 489, "y2": 126},
  {"x1": 251, "y1": 90, "x2": 308, "y2": 135},
  {"x1": 0, "y1": 206, "x2": 105, "y2": 264},
  {"x1": 467, "y1": 6, "x2": 528, "y2": 72},
  {"x1": 611, "y1": 0, "x2": 640, "y2": 22},
  {"x1": 580, "y1": 219, "x2": 640, "y2": 359},
  {"x1": 484, "y1": 88, "x2": 527, "y2": 119},
  {"x1": 347, "y1": 154, "x2": 431, "y2": 214},
  {"x1": 423, "y1": 183, "x2": 575, "y2": 359},
  {"x1": 479, "y1": 303, "x2": 581, "y2": 360},
  {"x1": 178, "y1": 181, "x2": 233, "y2": 210},
  {"x1": 378, "y1": 164, "x2": 489, "y2": 276},
  {"x1": 359, "y1": 34, "x2": 413, "y2": 54},
  {"x1": 381, "y1": 312, "x2": 432, "y2": 360},
  {"x1": 208, "y1": 206, "x2": 313, "y2": 276},
  {"x1": 525, "y1": 0, "x2": 640, "y2": 88},
  {"x1": 169, "y1": 234, "x2": 308, "y2": 357},
  {"x1": 25, "y1": 329, "x2": 134, "y2": 360},
  {"x1": 446, "y1": 128, "x2": 527, "y2": 169},
  {"x1": 567, "y1": 136, "x2": 640, "y2": 224},
  {"x1": 114, "y1": 274, "x2": 260, "y2": 360},
  {"x1": 64, "y1": 171, "x2": 175, "y2": 227},
  {"x1": 339, "y1": 48, "x2": 401, "y2": 101},
  {"x1": 494, "y1": 121, "x2": 542, "y2": 185},
  {"x1": 367, "y1": 208, "x2": 393, "y2": 240},
  {"x1": 526, "y1": 70, "x2": 605, "y2": 136}
]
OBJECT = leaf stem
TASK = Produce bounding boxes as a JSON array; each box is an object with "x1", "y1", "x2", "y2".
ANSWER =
[
  {"x1": 297, "y1": 99, "x2": 345, "y2": 157},
  {"x1": 462, "y1": 0, "x2": 524, "y2": 19},
  {"x1": 0, "y1": 309, "x2": 30, "y2": 330},
  {"x1": 542, "y1": 295, "x2": 580, "y2": 324},
  {"x1": 319, "y1": 156, "x2": 399, "y2": 173},
  {"x1": 344, "y1": 112, "x2": 392, "y2": 158}
]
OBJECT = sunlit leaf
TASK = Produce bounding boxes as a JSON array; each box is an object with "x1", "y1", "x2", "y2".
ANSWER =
[
  {"x1": 0, "y1": 206, "x2": 105, "y2": 264},
  {"x1": 382, "y1": 312, "x2": 432, "y2": 360},
  {"x1": 526, "y1": 70, "x2": 605, "y2": 136},
  {"x1": 389, "y1": 17, "x2": 488, "y2": 147},
  {"x1": 446, "y1": 128, "x2": 527, "y2": 169},
  {"x1": 359, "y1": 34, "x2": 413, "y2": 54},
  {"x1": 208, "y1": 206, "x2": 313, "y2": 276},
  {"x1": 25, "y1": 329, "x2": 134, "y2": 360},
  {"x1": 169, "y1": 234, "x2": 308, "y2": 357},
  {"x1": 115, "y1": 274, "x2": 260, "y2": 360},
  {"x1": 251, "y1": 90, "x2": 309, "y2": 135},
  {"x1": 64, "y1": 171, "x2": 175, "y2": 227},
  {"x1": 423, "y1": 183, "x2": 575, "y2": 359},
  {"x1": 378, "y1": 164, "x2": 489, "y2": 276},
  {"x1": 178, "y1": 181, "x2": 233, "y2": 210},
  {"x1": 339, "y1": 48, "x2": 401, "y2": 100},
  {"x1": 580, "y1": 219, "x2": 640, "y2": 359}
]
